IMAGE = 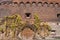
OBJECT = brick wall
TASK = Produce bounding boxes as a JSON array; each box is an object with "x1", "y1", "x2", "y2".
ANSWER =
[
  {"x1": 0, "y1": 2, "x2": 60, "y2": 22},
  {"x1": 12, "y1": 0, "x2": 60, "y2": 3}
]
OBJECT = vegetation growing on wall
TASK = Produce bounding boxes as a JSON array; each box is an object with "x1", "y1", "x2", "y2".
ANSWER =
[
  {"x1": 34, "y1": 13, "x2": 51, "y2": 39},
  {"x1": 0, "y1": 14, "x2": 24, "y2": 37},
  {"x1": 0, "y1": 14, "x2": 52, "y2": 39}
]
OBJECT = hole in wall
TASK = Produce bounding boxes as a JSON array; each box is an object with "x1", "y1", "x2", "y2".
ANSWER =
[
  {"x1": 57, "y1": 14, "x2": 60, "y2": 17},
  {"x1": 25, "y1": 13, "x2": 31, "y2": 17}
]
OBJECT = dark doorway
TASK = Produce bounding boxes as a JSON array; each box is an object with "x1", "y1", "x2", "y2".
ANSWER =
[
  {"x1": 57, "y1": 14, "x2": 60, "y2": 17},
  {"x1": 25, "y1": 13, "x2": 31, "y2": 17},
  {"x1": 57, "y1": 14, "x2": 60, "y2": 21}
]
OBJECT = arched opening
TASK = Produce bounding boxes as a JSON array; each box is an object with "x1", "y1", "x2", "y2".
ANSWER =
[
  {"x1": 38, "y1": 2, "x2": 42, "y2": 4},
  {"x1": 26, "y1": 2, "x2": 30, "y2": 4},
  {"x1": 43, "y1": 2, "x2": 48, "y2": 7},
  {"x1": 44, "y1": 2, "x2": 48, "y2": 4},
  {"x1": 32, "y1": 1, "x2": 36, "y2": 5},
  {"x1": 14, "y1": 2, "x2": 18, "y2": 4},
  {"x1": 25, "y1": 13, "x2": 31, "y2": 17},
  {"x1": 55, "y1": 3, "x2": 59, "y2": 7},
  {"x1": 32, "y1": 1, "x2": 36, "y2": 7},
  {"x1": 19, "y1": 2, "x2": 24, "y2": 4},
  {"x1": 55, "y1": 3, "x2": 59, "y2": 5},
  {"x1": 25, "y1": 13, "x2": 31, "y2": 19},
  {"x1": 50, "y1": 2, "x2": 53, "y2": 4},
  {"x1": 49, "y1": 2, "x2": 54, "y2": 7},
  {"x1": 21, "y1": 24, "x2": 37, "y2": 32},
  {"x1": 19, "y1": 2, "x2": 25, "y2": 6},
  {"x1": 38, "y1": 2, "x2": 42, "y2": 6},
  {"x1": 26, "y1": 2, "x2": 31, "y2": 7}
]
